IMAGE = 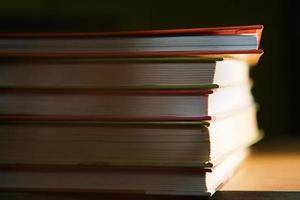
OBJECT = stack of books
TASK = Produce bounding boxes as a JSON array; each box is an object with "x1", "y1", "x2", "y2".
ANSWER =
[{"x1": 0, "y1": 25, "x2": 263, "y2": 196}]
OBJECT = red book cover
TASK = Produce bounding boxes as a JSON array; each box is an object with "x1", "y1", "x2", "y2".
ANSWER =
[
  {"x1": 0, "y1": 115, "x2": 212, "y2": 122},
  {"x1": 0, "y1": 25, "x2": 263, "y2": 38}
]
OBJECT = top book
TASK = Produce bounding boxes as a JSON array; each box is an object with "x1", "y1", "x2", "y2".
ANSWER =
[{"x1": 0, "y1": 25, "x2": 263, "y2": 62}]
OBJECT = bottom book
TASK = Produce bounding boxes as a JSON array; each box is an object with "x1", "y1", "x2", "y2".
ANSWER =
[{"x1": 0, "y1": 148, "x2": 248, "y2": 196}]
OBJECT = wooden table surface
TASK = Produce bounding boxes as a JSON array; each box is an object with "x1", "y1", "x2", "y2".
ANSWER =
[
  {"x1": 1, "y1": 139, "x2": 299, "y2": 199},
  {"x1": 215, "y1": 138, "x2": 300, "y2": 199},
  {"x1": 222, "y1": 140, "x2": 300, "y2": 192}
]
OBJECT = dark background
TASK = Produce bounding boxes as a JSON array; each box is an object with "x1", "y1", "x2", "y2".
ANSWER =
[{"x1": 0, "y1": 0, "x2": 299, "y2": 140}]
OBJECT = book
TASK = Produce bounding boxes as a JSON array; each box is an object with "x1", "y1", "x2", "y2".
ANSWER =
[
  {"x1": 0, "y1": 85, "x2": 253, "y2": 121},
  {"x1": 0, "y1": 105, "x2": 259, "y2": 167},
  {"x1": 0, "y1": 149, "x2": 248, "y2": 196},
  {"x1": 0, "y1": 57, "x2": 251, "y2": 89},
  {"x1": 0, "y1": 25, "x2": 263, "y2": 65}
]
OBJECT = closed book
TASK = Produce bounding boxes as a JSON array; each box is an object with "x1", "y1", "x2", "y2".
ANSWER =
[
  {"x1": 0, "y1": 85, "x2": 253, "y2": 121},
  {"x1": 0, "y1": 25, "x2": 263, "y2": 64},
  {"x1": 0, "y1": 105, "x2": 259, "y2": 167},
  {"x1": 0, "y1": 149, "x2": 249, "y2": 196},
  {"x1": 0, "y1": 58, "x2": 250, "y2": 89}
]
